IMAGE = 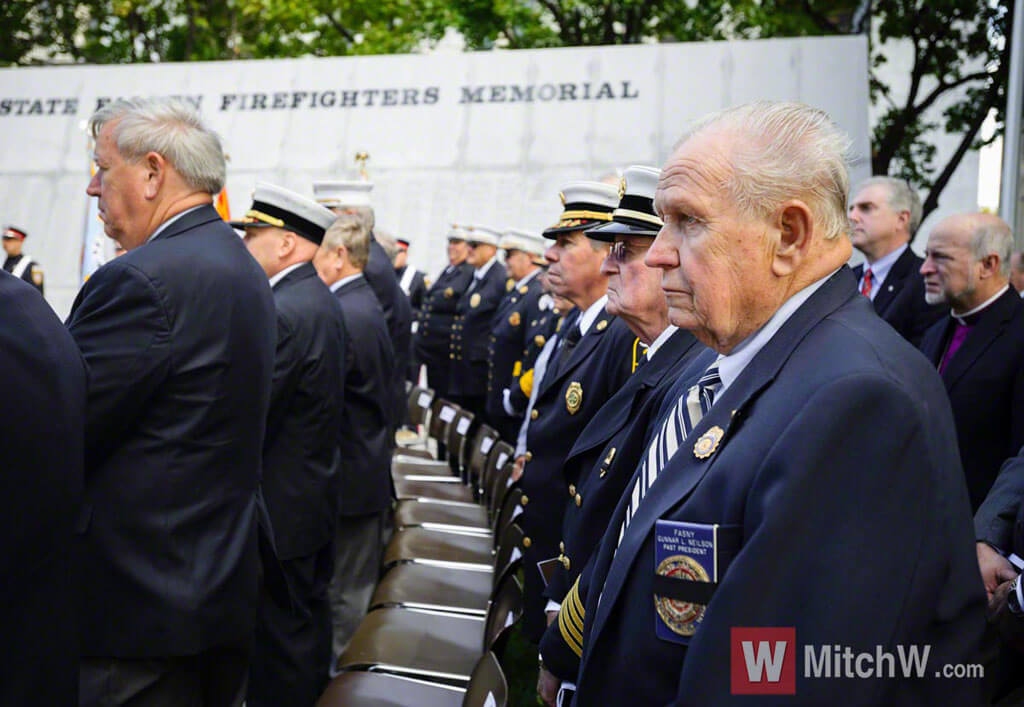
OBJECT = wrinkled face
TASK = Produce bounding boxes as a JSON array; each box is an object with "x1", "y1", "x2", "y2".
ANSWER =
[
  {"x1": 543, "y1": 230, "x2": 607, "y2": 302},
  {"x1": 921, "y1": 221, "x2": 976, "y2": 308},
  {"x1": 504, "y1": 249, "x2": 533, "y2": 280},
  {"x1": 848, "y1": 184, "x2": 905, "y2": 255},
  {"x1": 2, "y1": 237, "x2": 21, "y2": 256},
  {"x1": 602, "y1": 236, "x2": 663, "y2": 319},
  {"x1": 86, "y1": 121, "x2": 153, "y2": 250},
  {"x1": 242, "y1": 226, "x2": 285, "y2": 277},
  {"x1": 647, "y1": 131, "x2": 776, "y2": 351},
  {"x1": 448, "y1": 238, "x2": 469, "y2": 264}
]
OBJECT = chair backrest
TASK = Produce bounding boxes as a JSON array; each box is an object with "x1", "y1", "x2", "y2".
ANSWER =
[
  {"x1": 429, "y1": 399, "x2": 460, "y2": 459},
  {"x1": 486, "y1": 453, "x2": 515, "y2": 518},
  {"x1": 483, "y1": 570, "x2": 523, "y2": 655},
  {"x1": 446, "y1": 408, "x2": 476, "y2": 479},
  {"x1": 491, "y1": 485, "x2": 522, "y2": 544},
  {"x1": 407, "y1": 386, "x2": 434, "y2": 427},
  {"x1": 467, "y1": 425, "x2": 500, "y2": 484},
  {"x1": 461, "y1": 652, "x2": 509, "y2": 707},
  {"x1": 491, "y1": 521, "x2": 524, "y2": 585}
]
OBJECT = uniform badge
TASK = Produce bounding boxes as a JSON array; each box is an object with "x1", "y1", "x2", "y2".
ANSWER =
[
  {"x1": 618, "y1": 176, "x2": 627, "y2": 200},
  {"x1": 693, "y1": 425, "x2": 724, "y2": 459},
  {"x1": 534, "y1": 335, "x2": 546, "y2": 348},
  {"x1": 470, "y1": 293, "x2": 481, "y2": 308},
  {"x1": 519, "y1": 285, "x2": 528, "y2": 294},
  {"x1": 424, "y1": 278, "x2": 432, "y2": 288},
  {"x1": 31, "y1": 266, "x2": 43, "y2": 286},
  {"x1": 654, "y1": 555, "x2": 710, "y2": 638},
  {"x1": 506, "y1": 279, "x2": 514, "y2": 292},
  {"x1": 565, "y1": 381, "x2": 583, "y2": 415},
  {"x1": 596, "y1": 319, "x2": 608, "y2": 332},
  {"x1": 444, "y1": 287, "x2": 454, "y2": 299},
  {"x1": 509, "y1": 311, "x2": 521, "y2": 327}
]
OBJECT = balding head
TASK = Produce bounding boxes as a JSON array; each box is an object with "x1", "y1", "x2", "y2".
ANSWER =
[{"x1": 921, "y1": 213, "x2": 1011, "y2": 313}]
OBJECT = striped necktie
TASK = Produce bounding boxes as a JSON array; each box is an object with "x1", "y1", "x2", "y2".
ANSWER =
[{"x1": 617, "y1": 360, "x2": 721, "y2": 546}]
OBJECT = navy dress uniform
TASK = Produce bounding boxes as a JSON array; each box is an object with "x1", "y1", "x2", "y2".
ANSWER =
[
  {"x1": 396, "y1": 238, "x2": 428, "y2": 315},
  {"x1": 570, "y1": 269, "x2": 986, "y2": 705},
  {"x1": 230, "y1": 183, "x2": 346, "y2": 707},
  {"x1": 518, "y1": 180, "x2": 636, "y2": 641},
  {"x1": 414, "y1": 225, "x2": 475, "y2": 398},
  {"x1": 486, "y1": 228, "x2": 549, "y2": 442},
  {"x1": 448, "y1": 225, "x2": 508, "y2": 422},
  {"x1": 0, "y1": 270, "x2": 86, "y2": 706},
  {"x1": 314, "y1": 180, "x2": 412, "y2": 429},
  {"x1": 2, "y1": 225, "x2": 43, "y2": 295},
  {"x1": 506, "y1": 302, "x2": 560, "y2": 418}
]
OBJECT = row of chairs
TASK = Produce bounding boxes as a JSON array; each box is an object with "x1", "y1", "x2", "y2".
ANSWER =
[{"x1": 317, "y1": 387, "x2": 527, "y2": 706}]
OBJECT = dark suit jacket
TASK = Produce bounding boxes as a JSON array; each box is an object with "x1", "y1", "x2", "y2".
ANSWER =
[
  {"x1": 919, "y1": 287, "x2": 1024, "y2": 511},
  {"x1": 334, "y1": 274, "x2": 396, "y2": 517},
  {"x1": 448, "y1": 260, "x2": 508, "y2": 398},
  {"x1": 485, "y1": 271, "x2": 546, "y2": 435},
  {"x1": 519, "y1": 307, "x2": 637, "y2": 640},
  {"x1": 67, "y1": 204, "x2": 277, "y2": 657},
  {"x1": 852, "y1": 247, "x2": 943, "y2": 347},
  {"x1": 263, "y1": 263, "x2": 345, "y2": 559},
  {"x1": 573, "y1": 268, "x2": 986, "y2": 705},
  {"x1": 364, "y1": 236, "x2": 412, "y2": 426},
  {"x1": 0, "y1": 272, "x2": 86, "y2": 706},
  {"x1": 415, "y1": 262, "x2": 474, "y2": 396}
]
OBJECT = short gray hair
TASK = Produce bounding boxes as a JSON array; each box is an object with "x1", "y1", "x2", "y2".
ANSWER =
[
  {"x1": 376, "y1": 229, "x2": 399, "y2": 261},
  {"x1": 323, "y1": 213, "x2": 370, "y2": 270},
  {"x1": 852, "y1": 176, "x2": 923, "y2": 235},
  {"x1": 333, "y1": 204, "x2": 375, "y2": 234},
  {"x1": 89, "y1": 97, "x2": 226, "y2": 194},
  {"x1": 682, "y1": 101, "x2": 852, "y2": 241},
  {"x1": 968, "y1": 215, "x2": 1013, "y2": 278}
]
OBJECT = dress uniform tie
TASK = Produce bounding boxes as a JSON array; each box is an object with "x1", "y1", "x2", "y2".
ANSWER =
[
  {"x1": 617, "y1": 360, "x2": 721, "y2": 546},
  {"x1": 860, "y1": 268, "x2": 873, "y2": 298}
]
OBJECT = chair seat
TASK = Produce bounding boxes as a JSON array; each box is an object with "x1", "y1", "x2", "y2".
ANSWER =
[
  {"x1": 371, "y1": 562, "x2": 493, "y2": 615},
  {"x1": 392, "y1": 457, "x2": 454, "y2": 477},
  {"x1": 318, "y1": 668, "x2": 464, "y2": 707},
  {"x1": 336, "y1": 607, "x2": 485, "y2": 683},
  {"x1": 394, "y1": 499, "x2": 489, "y2": 530},
  {"x1": 395, "y1": 477, "x2": 475, "y2": 503},
  {"x1": 393, "y1": 449, "x2": 437, "y2": 461},
  {"x1": 384, "y1": 527, "x2": 494, "y2": 568}
]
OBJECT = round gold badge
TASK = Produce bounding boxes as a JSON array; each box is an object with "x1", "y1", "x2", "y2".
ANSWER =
[
  {"x1": 509, "y1": 311, "x2": 521, "y2": 327},
  {"x1": 535, "y1": 335, "x2": 546, "y2": 348},
  {"x1": 444, "y1": 287, "x2": 454, "y2": 299},
  {"x1": 654, "y1": 555, "x2": 710, "y2": 637},
  {"x1": 506, "y1": 279, "x2": 514, "y2": 292},
  {"x1": 519, "y1": 285, "x2": 529, "y2": 294},
  {"x1": 470, "y1": 293, "x2": 481, "y2": 308},
  {"x1": 565, "y1": 381, "x2": 583, "y2": 415},
  {"x1": 596, "y1": 319, "x2": 608, "y2": 332},
  {"x1": 693, "y1": 425, "x2": 724, "y2": 459}
]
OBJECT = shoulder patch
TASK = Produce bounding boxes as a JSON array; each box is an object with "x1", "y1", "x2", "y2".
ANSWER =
[{"x1": 31, "y1": 265, "x2": 43, "y2": 286}]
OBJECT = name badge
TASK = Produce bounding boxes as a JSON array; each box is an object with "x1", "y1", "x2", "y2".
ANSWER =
[{"x1": 653, "y1": 520, "x2": 720, "y2": 645}]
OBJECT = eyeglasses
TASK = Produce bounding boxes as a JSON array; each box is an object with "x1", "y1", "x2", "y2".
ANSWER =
[
  {"x1": 608, "y1": 240, "x2": 632, "y2": 263},
  {"x1": 448, "y1": 239, "x2": 465, "y2": 245},
  {"x1": 467, "y1": 242, "x2": 481, "y2": 249}
]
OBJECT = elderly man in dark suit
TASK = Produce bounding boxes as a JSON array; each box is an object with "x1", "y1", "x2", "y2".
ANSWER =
[
  {"x1": 0, "y1": 272, "x2": 86, "y2": 706},
  {"x1": 570, "y1": 102, "x2": 985, "y2": 705},
  {"x1": 314, "y1": 212, "x2": 397, "y2": 664},
  {"x1": 68, "y1": 97, "x2": 277, "y2": 706},
  {"x1": 849, "y1": 176, "x2": 944, "y2": 346},
  {"x1": 918, "y1": 213, "x2": 1024, "y2": 511},
  {"x1": 234, "y1": 182, "x2": 345, "y2": 707}
]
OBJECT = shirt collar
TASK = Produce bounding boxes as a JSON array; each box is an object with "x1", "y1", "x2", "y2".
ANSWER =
[
  {"x1": 577, "y1": 294, "x2": 608, "y2": 336},
  {"x1": 268, "y1": 261, "x2": 307, "y2": 288},
  {"x1": 952, "y1": 284, "x2": 1009, "y2": 324},
  {"x1": 717, "y1": 269, "x2": 839, "y2": 395},
  {"x1": 147, "y1": 205, "x2": 205, "y2": 243},
  {"x1": 474, "y1": 256, "x2": 497, "y2": 280},
  {"x1": 644, "y1": 325, "x2": 679, "y2": 361},
  {"x1": 515, "y1": 268, "x2": 541, "y2": 289},
  {"x1": 329, "y1": 272, "x2": 363, "y2": 292},
  {"x1": 862, "y1": 243, "x2": 907, "y2": 286}
]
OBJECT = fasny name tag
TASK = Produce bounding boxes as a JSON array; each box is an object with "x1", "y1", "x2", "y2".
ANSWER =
[{"x1": 653, "y1": 519, "x2": 719, "y2": 645}]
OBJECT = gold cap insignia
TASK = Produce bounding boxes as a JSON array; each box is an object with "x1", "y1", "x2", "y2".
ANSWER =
[
  {"x1": 444, "y1": 287, "x2": 454, "y2": 299},
  {"x1": 565, "y1": 381, "x2": 583, "y2": 415},
  {"x1": 693, "y1": 425, "x2": 724, "y2": 459},
  {"x1": 506, "y1": 278, "x2": 514, "y2": 292},
  {"x1": 655, "y1": 555, "x2": 710, "y2": 636},
  {"x1": 509, "y1": 311, "x2": 521, "y2": 327},
  {"x1": 470, "y1": 293, "x2": 481, "y2": 308},
  {"x1": 596, "y1": 319, "x2": 608, "y2": 332},
  {"x1": 535, "y1": 335, "x2": 546, "y2": 348},
  {"x1": 618, "y1": 176, "x2": 627, "y2": 200},
  {"x1": 559, "y1": 191, "x2": 567, "y2": 206}
]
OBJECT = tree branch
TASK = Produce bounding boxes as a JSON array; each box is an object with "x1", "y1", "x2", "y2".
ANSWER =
[
  {"x1": 325, "y1": 12, "x2": 356, "y2": 43},
  {"x1": 800, "y1": 0, "x2": 841, "y2": 34},
  {"x1": 913, "y1": 70, "x2": 992, "y2": 116}
]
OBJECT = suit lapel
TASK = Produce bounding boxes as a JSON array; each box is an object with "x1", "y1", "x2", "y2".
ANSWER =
[
  {"x1": 586, "y1": 267, "x2": 859, "y2": 650},
  {"x1": 538, "y1": 308, "x2": 609, "y2": 398},
  {"x1": 942, "y1": 288, "x2": 1020, "y2": 391},
  {"x1": 871, "y1": 247, "x2": 915, "y2": 315}
]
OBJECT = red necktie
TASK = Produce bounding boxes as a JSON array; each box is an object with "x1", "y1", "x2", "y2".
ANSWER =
[{"x1": 860, "y1": 268, "x2": 873, "y2": 298}]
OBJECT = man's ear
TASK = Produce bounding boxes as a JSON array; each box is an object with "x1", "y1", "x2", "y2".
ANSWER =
[
  {"x1": 771, "y1": 200, "x2": 814, "y2": 277},
  {"x1": 143, "y1": 151, "x2": 167, "y2": 200},
  {"x1": 279, "y1": 231, "x2": 297, "y2": 258}
]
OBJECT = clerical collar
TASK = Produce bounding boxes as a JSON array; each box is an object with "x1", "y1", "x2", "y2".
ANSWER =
[{"x1": 952, "y1": 285, "x2": 1009, "y2": 325}]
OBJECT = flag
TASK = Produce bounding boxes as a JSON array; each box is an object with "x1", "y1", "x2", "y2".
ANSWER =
[{"x1": 215, "y1": 187, "x2": 230, "y2": 221}]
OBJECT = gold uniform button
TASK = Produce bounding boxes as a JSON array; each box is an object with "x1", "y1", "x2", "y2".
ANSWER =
[
  {"x1": 531, "y1": 409, "x2": 539, "y2": 420},
  {"x1": 525, "y1": 451, "x2": 533, "y2": 462},
  {"x1": 568, "y1": 484, "x2": 576, "y2": 496},
  {"x1": 449, "y1": 354, "x2": 455, "y2": 359},
  {"x1": 520, "y1": 495, "x2": 529, "y2": 506},
  {"x1": 561, "y1": 555, "x2": 570, "y2": 570},
  {"x1": 523, "y1": 537, "x2": 532, "y2": 548},
  {"x1": 559, "y1": 541, "x2": 565, "y2": 552},
  {"x1": 575, "y1": 494, "x2": 582, "y2": 507}
]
